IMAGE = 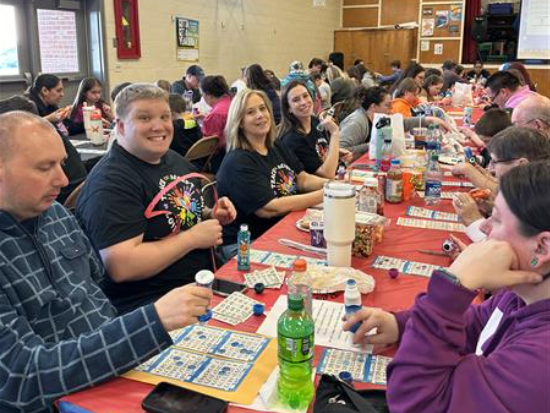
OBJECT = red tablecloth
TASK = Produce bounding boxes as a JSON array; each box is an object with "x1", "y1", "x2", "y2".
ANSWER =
[
  {"x1": 58, "y1": 193, "x2": 470, "y2": 413},
  {"x1": 58, "y1": 107, "x2": 479, "y2": 413}
]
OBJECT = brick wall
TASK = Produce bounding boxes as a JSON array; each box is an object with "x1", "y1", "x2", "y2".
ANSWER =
[
  {"x1": 102, "y1": 0, "x2": 342, "y2": 89},
  {"x1": 37, "y1": 9, "x2": 79, "y2": 73}
]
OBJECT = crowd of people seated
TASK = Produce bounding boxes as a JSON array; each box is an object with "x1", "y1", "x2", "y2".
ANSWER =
[{"x1": 0, "y1": 55, "x2": 549, "y2": 413}]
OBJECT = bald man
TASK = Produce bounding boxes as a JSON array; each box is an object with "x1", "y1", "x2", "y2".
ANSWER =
[
  {"x1": 0, "y1": 112, "x2": 211, "y2": 413},
  {"x1": 512, "y1": 95, "x2": 550, "y2": 137}
]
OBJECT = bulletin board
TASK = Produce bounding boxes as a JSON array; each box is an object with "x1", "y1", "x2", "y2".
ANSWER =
[
  {"x1": 418, "y1": 1, "x2": 464, "y2": 63},
  {"x1": 175, "y1": 16, "x2": 199, "y2": 61},
  {"x1": 420, "y1": 3, "x2": 462, "y2": 38}
]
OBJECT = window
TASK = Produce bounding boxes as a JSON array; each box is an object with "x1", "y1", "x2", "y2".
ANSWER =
[
  {"x1": 0, "y1": 4, "x2": 19, "y2": 76},
  {"x1": 37, "y1": 9, "x2": 79, "y2": 73}
]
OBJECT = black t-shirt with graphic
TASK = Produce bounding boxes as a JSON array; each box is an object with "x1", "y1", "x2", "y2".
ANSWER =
[
  {"x1": 217, "y1": 141, "x2": 304, "y2": 244},
  {"x1": 279, "y1": 117, "x2": 329, "y2": 174},
  {"x1": 76, "y1": 142, "x2": 212, "y2": 313}
]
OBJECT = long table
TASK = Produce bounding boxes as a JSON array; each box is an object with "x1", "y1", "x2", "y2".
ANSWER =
[
  {"x1": 58, "y1": 186, "x2": 470, "y2": 413},
  {"x1": 57, "y1": 107, "x2": 479, "y2": 413}
]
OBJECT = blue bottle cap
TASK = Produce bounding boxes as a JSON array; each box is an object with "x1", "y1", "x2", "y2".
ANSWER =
[
  {"x1": 253, "y1": 303, "x2": 265, "y2": 316},
  {"x1": 198, "y1": 309, "x2": 212, "y2": 323},
  {"x1": 254, "y1": 283, "x2": 265, "y2": 294},
  {"x1": 338, "y1": 371, "x2": 353, "y2": 384}
]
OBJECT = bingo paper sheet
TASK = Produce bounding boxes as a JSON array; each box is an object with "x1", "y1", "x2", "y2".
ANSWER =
[
  {"x1": 211, "y1": 292, "x2": 262, "y2": 326},
  {"x1": 246, "y1": 249, "x2": 327, "y2": 268},
  {"x1": 397, "y1": 217, "x2": 466, "y2": 233},
  {"x1": 243, "y1": 266, "x2": 285, "y2": 289},
  {"x1": 406, "y1": 206, "x2": 460, "y2": 222},
  {"x1": 127, "y1": 325, "x2": 278, "y2": 404},
  {"x1": 257, "y1": 295, "x2": 373, "y2": 354},
  {"x1": 317, "y1": 348, "x2": 392, "y2": 386},
  {"x1": 442, "y1": 180, "x2": 475, "y2": 188},
  {"x1": 372, "y1": 255, "x2": 445, "y2": 278},
  {"x1": 417, "y1": 191, "x2": 462, "y2": 200}
]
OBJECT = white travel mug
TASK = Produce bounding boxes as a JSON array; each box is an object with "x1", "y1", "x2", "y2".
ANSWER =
[{"x1": 323, "y1": 182, "x2": 356, "y2": 267}]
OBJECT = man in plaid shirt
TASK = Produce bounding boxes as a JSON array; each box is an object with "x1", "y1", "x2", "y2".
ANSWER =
[{"x1": 0, "y1": 111, "x2": 212, "y2": 412}]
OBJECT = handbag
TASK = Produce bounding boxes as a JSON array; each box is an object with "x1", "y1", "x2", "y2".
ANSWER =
[{"x1": 313, "y1": 374, "x2": 389, "y2": 413}]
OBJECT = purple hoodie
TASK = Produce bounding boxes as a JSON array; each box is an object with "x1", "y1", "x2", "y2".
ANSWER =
[{"x1": 387, "y1": 271, "x2": 550, "y2": 413}]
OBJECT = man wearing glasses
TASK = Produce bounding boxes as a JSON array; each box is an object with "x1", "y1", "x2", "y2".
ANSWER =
[
  {"x1": 512, "y1": 95, "x2": 550, "y2": 137},
  {"x1": 485, "y1": 71, "x2": 538, "y2": 110}
]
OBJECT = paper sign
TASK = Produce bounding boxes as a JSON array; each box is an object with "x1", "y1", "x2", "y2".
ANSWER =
[
  {"x1": 421, "y1": 18, "x2": 435, "y2": 36},
  {"x1": 421, "y1": 40, "x2": 430, "y2": 51},
  {"x1": 434, "y1": 43, "x2": 444, "y2": 55}
]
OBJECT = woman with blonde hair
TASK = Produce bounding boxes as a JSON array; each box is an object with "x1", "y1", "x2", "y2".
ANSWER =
[{"x1": 217, "y1": 89, "x2": 327, "y2": 258}]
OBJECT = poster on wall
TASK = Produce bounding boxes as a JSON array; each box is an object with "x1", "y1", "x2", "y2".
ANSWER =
[
  {"x1": 450, "y1": 5, "x2": 462, "y2": 21},
  {"x1": 421, "y1": 40, "x2": 430, "y2": 51},
  {"x1": 421, "y1": 19, "x2": 435, "y2": 36},
  {"x1": 434, "y1": 43, "x2": 444, "y2": 55},
  {"x1": 175, "y1": 16, "x2": 199, "y2": 61},
  {"x1": 435, "y1": 11, "x2": 449, "y2": 28}
]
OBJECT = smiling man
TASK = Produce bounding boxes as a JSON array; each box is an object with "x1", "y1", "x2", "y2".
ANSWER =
[
  {"x1": 0, "y1": 111, "x2": 213, "y2": 412},
  {"x1": 76, "y1": 84, "x2": 236, "y2": 314}
]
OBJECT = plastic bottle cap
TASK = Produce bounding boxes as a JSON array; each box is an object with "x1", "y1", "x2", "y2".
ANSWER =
[
  {"x1": 254, "y1": 283, "x2": 265, "y2": 294},
  {"x1": 288, "y1": 295, "x2": 305, "y2": 311},
  {"x1": 363, "y1": 177, "x2": 378, "y2": 188},
  {"x1": 346, "y1": 279, "x2": 357, "y2": 286},
  {"x1": 338, "y1": 371, "x2": 353, "y2": 384},
  {"x1": 253, "y1": 303, "x2": 265, "y2": 316},
  {"x1": 391, "y1": 159, "x2": 400, "y2": 166},
  {"x1": 389, "y1": 268, "x2": 399, "y2": 279},
  {"x1": 293, "y1": 259, "x2": 307, "y2": 272},
  {"x1": 195, "y1": 270, "x2": 215, "y2": 287},
  {"x1": 240, "y1": 224, "x2": 249, "y2": 232}
]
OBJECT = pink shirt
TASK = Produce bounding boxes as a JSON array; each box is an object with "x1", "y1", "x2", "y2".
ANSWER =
[
  {"x1": 505, "y1": 85, "x2": 537, "y2": 109},
  {"x1": 201, "y1": 95, "x2": 232, "y2": 149}
]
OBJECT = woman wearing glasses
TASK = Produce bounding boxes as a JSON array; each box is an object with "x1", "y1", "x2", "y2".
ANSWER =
[
  {"x1": 345, "y1": 161, "x2": 550, "y2": 413},
  {"x1": 452, "y1": 127, "x2": 550, "y2": 242}
]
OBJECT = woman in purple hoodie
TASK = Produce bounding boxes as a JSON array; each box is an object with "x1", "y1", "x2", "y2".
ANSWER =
[{"x1": 344, "y1": 161, "x2": 550, "y2": 413}]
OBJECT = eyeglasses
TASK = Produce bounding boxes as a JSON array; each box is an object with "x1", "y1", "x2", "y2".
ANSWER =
[
  {"x1": 487, "y1": 89, "x2": 501, "y2": 101},
  {"x1": 489, "y1": 157, "x2": 519, "y2": 166},
  {"x1": 513, "y1": 118, "x2": 538, "y2": 127}
]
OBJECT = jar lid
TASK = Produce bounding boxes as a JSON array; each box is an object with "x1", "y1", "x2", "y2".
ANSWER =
[{"x1": 363, "y1": 178, "x2": 378, "y2": 187}]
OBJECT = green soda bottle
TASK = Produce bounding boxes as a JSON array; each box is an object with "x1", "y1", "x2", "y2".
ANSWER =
[{"x1": 277, "y1": 295, "x2": 315, "y2": 410}]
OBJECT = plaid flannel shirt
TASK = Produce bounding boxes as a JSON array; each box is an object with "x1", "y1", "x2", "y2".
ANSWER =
[{"x1": 0, "y1": 203, "x2": 172, "y2": 413}]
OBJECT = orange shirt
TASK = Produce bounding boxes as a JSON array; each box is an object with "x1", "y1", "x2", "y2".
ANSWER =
[{"x1": 392, "y1": 98, "x2": 415, "y2": 118}]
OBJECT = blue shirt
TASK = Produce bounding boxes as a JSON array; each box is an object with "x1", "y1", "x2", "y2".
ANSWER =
[{"x1": 0, "y1": 203, "x2": 171, "y2": 412}]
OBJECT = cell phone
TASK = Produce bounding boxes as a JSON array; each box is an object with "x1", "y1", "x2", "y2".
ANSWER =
[
  {"x1": 212, "y1": 278, "x2": 247, "y2": 297},
  {"x1": 142, "y1": 382, "x2": 228, "y2": 413}
]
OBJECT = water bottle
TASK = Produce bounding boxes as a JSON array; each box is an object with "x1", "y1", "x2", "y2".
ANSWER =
[
  {"x1": 425, "y1": 124, "x2": 439, "y2": 155},
  {"x1": 287, "y1": 259, "x2": 313, "y2": 316},
  {"x1": 344, "y1": 279, "x2": 362, "y2": 333},
  {"x1": 277, "y1": 295, "x2": 315, "y2": 410},
  {"x1": 425, "y1": 154, "x2": 443, "y2": 206},
  {"x1": 358, "y1": 178, "x2": 378, "y2": 214},
  {"x1": 183, "y1": 90, "x2": 194, "y2": 111},
  {"x1": 380, "y1": 137, "x2": 392, "y2": 173},
  {"x1": 463, "y1": 107, "x2": 473, "y2": 127},
  {"x1": 195, "y1": 270, "x2": 214, "y2": 323},
  {"x1": 316, "y1": 107, "x2": 335, "y2": 132},
  {"x1": 237, "y1": 224, "x2": 251, "y2": 271}
]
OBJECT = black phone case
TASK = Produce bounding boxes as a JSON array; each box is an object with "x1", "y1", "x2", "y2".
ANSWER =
[{"x1": 142, "y1": 382, "x2": 228, "y2": 413}]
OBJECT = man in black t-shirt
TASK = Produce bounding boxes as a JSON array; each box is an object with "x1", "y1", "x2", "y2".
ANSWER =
[{"x1": 76, "y1": 84, "x2": 236, "y2": 313}]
